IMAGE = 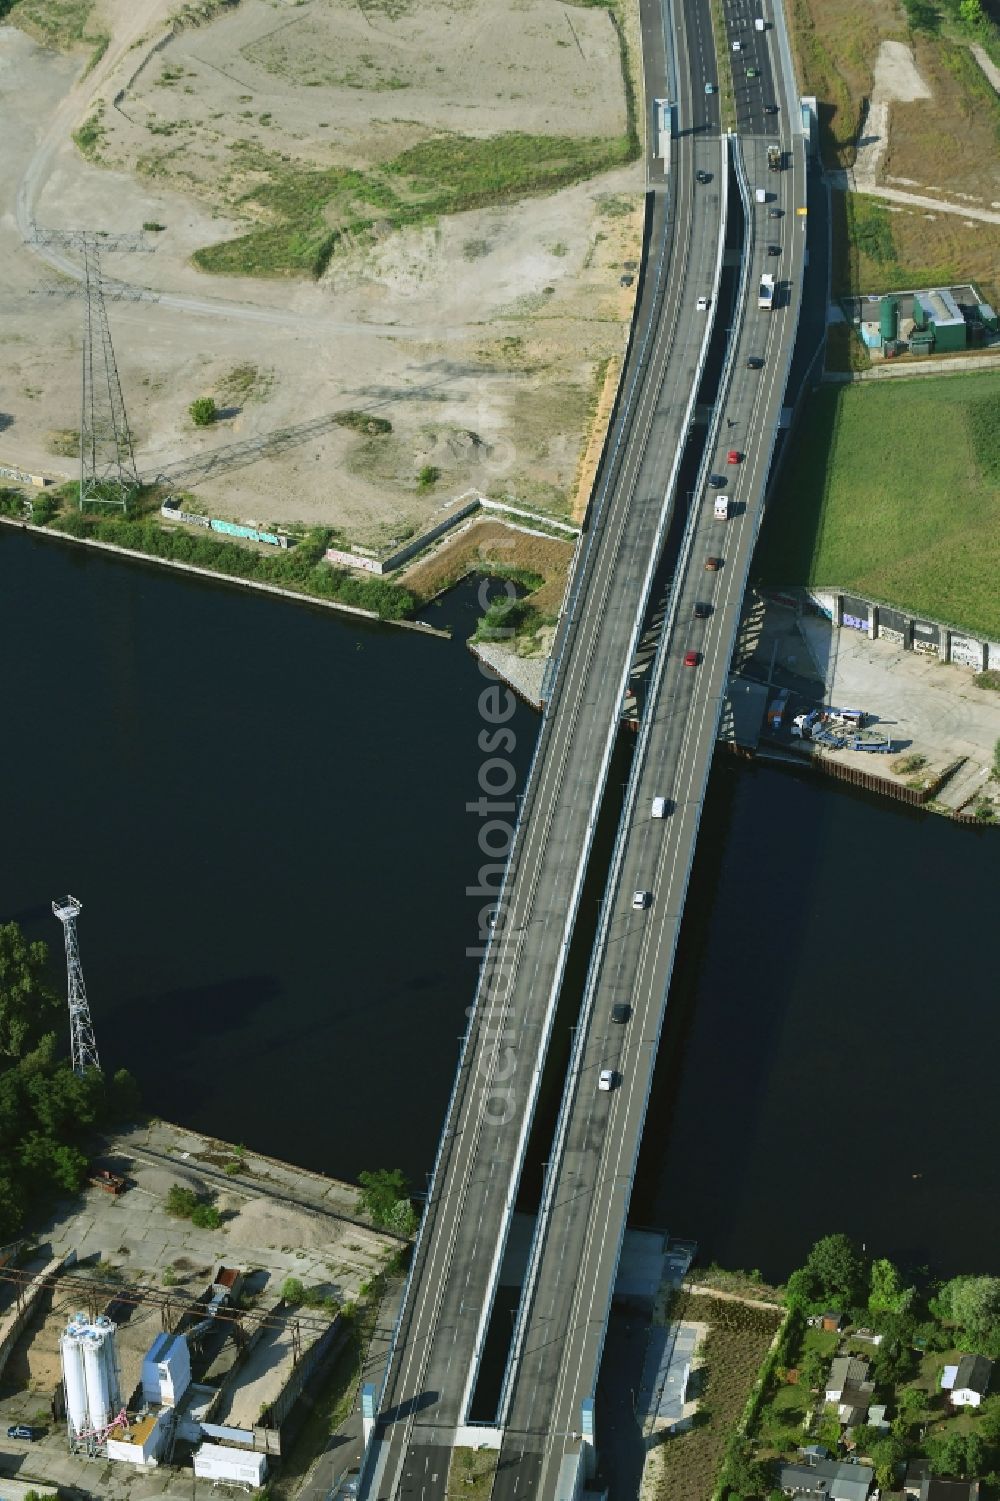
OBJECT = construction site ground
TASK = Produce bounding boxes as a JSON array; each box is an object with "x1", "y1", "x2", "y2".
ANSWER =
[
  {"x1": 0, "y1": 0, "x2": 645, "y2": 548},
  {"x1": 0, "y1": 1119, "x2": 396, "y2": 1499}
]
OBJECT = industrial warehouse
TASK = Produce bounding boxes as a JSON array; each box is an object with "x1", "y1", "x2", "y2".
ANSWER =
[{"x1": 842, "y1": 283, "x2": 1000, "y2": 359}]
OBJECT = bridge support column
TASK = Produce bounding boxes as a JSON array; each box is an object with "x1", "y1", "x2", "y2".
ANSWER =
[
  {"x1": 581, "y1": 1397, "x2": 596, "y2": 1480},
  {"x1": 361, "y1": 1384, "x2": 377, "y2": 1449}
]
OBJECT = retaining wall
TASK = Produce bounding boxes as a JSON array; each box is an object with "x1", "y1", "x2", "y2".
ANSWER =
[
  {"x1": 772, "y1": 587, "x2": 1000, "y2": 672},
  {"x1": 0, "y1": 1253, "x2": 73, "y2": 1381}
]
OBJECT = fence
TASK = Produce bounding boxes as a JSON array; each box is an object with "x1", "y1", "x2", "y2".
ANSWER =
[{"x1": 160, "y1": 500, "x2": 290, "y2": 549}]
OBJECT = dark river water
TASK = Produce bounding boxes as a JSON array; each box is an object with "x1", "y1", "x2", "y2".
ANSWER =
[{"x1": 3, "y1": 527, "x2": 996, "y2": 1281}]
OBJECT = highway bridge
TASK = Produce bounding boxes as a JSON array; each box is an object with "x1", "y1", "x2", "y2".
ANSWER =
[{"x1": 359, "y1": 0, "x2": 809, "y2": 1492}]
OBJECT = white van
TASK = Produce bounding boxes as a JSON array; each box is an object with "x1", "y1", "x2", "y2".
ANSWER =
[
  {"x1": 651, "y1": 796, "x2": 667, "y2": 819},
  {"x1": 714, "y1": 495, "x2": 731, "y2": 520}
]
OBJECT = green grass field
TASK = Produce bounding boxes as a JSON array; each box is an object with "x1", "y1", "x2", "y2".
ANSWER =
[
  {"x1": 194, "y1": 131, "x2": 635, "y2": 278},
  {"x1": 754, "y1": 371, "x2": 1000, "y2": 639}
]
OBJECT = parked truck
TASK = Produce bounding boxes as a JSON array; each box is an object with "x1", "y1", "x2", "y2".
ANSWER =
[
  {"x1": 767, "y1": 145, "x2": 783, "y2": 172},
  {"x1": 758, "y1": 272, "x2": 775, "y2": 310}
]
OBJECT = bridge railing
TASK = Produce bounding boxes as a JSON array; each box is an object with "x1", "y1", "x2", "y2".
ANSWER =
[{"x1": 496, "y1": 128, "x2": 735, "y2": 1428}]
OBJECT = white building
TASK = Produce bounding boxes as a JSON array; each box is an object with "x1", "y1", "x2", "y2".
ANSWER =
[
  {"x1": 107, "y1": 1409, "x2": 171, "y2": 1468},
  {"x1": 949, "y1": 1354, "x2": 993, "y2": 1408},
  {"x1": 141, "y1": 1331, "x2": 191, "y2": 1408},
  {"x1": 193, "y1": 1442, "x2": 268, "y2": 1488}
]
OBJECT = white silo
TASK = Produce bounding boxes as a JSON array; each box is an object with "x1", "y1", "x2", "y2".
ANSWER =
[
  {"x1": 83, "y1": 1330, "x2": 111, "y2": 1432},
  {"x1": 94, "y1": 1316, "x2": 123, "y2": 1416},
  {"x1": 60, "y1": 1327, "x2": 89, "y2": 1437}
]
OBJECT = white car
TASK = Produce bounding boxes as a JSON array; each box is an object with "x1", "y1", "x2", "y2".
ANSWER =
[
  {"x1": 732, "y1": 39, "x2": 742, "y2": 51},
  {"x1": 598, "y1": 1069, "x2": 617, "y2": 1092},
  {"x1": 632, "y1": 890, "x2": 651, "y2": 910},
  {"x1": 696, "y1": 295, "x2": 710, "y2": 311}
]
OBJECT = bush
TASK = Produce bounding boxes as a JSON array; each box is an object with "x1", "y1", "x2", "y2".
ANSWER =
[
  {"x1": 191, "y1": 1203, "x2": 222, "y2": 1229},
  {"x1": 189, "y1": 397, "x2": 218, "y2": 427},
  {"x1": 166, "y1": 1185, "x2": 200, "y2": 1218},
  {"x1": 334, "y1": 410, "x2": 392, "y2": 436},
  {"x1": 282, "y1": 1276, "x2": 305, "y2": 1307},
  {"x1": 417, "y1": 464, "x2": 441, "y2": 491}
]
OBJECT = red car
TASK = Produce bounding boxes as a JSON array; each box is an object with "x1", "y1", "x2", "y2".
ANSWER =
[
  {"x1": 684, "y1": 650, "x2": 700, "y2": 667},
  {"x1": 727, "y1": 449, "x2": 742, "y2": 464}
]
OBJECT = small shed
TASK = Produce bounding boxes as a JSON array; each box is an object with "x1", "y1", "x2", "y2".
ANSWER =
[
  {"x1": 107, "y1": 1410, "x2": 169, "y2": 1468},
  {"x1": 821, "y1": 1310, "x2": 843, "y2": 1332}
]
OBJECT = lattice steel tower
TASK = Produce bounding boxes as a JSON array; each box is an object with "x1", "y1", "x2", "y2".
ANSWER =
[
  {"x1": 29, "y1": 227, "x2": 148, "y2": 511},
  {"x1": 52, "y1": 897, "x2": 101, "y2": 1076},
  {"x1": 79, "y1": 238, "x2": 139, "y2": 510}
]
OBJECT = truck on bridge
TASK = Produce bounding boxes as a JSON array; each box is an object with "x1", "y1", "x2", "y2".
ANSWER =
[
  {"x1": 758, "y1": 272, "x2": 775, "y2": 310},
  {"x1": 767, "y1": 145, "x2": 784, "y2": 172}
]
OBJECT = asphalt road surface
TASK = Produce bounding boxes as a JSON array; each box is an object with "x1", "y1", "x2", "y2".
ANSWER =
[
  {"x1": 360, "y1": 0, "x2": 729, "y2": 1494},
  {"x1": 491, "y1": 8, "x2": 808, "y2": 1500}
]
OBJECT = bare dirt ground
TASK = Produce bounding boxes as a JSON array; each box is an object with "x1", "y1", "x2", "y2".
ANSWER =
[{"x1": 0, "y1": 0, "x2": 645, "y2": 546}]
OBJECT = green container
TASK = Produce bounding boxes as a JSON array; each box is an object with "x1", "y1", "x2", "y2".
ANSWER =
[
  {"x1": 912, "y1": 295, "x2": 927, "y2": 330},
  {"x1": 880, "y1": 295, "x2": 899, "y2": 341}
]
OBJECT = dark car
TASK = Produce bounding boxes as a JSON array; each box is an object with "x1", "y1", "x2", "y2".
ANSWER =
[
  {"x1": 747, "y1": 355, "x2": 764, "y2": 369},
  {"x1": 611, "y1": 1003, "x2": 632, "y2": 1024},
  {"x1": 764, "y1": 103, "x2": 779, "y2": 114},
  {"x1": 7, "y1": 1425, "x2": 40, "y2": 1440},
  {"x1": 768, "y1": 207, "x2": 783, "y2": 218},
  {"x1": 767, "y1": 243, "x2": 781, "y2": 256},
  {"x1": 705, "y1": 556, "x2": 722, "y2": 571},
  {"x1": 708, "y1": 473, "x2": 727, "y2": 488},
  {"x1": 696, "y1": 170, "x2": 712, "y2": 184},
  {"x1": 694, "y1": 601, "x2": 712, "y2": 618},
  {"x1": 747, "y1": 66, "x2": 759, "y2": 78}
]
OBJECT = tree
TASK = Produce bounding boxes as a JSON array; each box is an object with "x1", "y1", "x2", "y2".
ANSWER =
[
  {"x1": 281, "y1": 1277, "x2": 304, "y2": 1307},
  {"x1": 189, "y1": 397, "x2": 218, "y2": 427},
  {"x1": 191, "y1": 1202, "x2": 222, "y2": 1229},
  {"x1": 784, "y1": 1265, "x2": 818, "y2": 1311},
  {"x1": 959, "y1": 0, "x2": 984, "y2": 25},
  {"x1": 724, "y1": 1443, "x2": 767, "y2": 1499},
  {"x1": 869, "y1": 1434, "x2": 907, "y2": 1491},
  {"x1": 357, "y1": 1169, "x2": 413, "y2": 1231},
  {"x1": 939, "y1": 1275, "x2": 1000, "y2": 1347},
  {"x1": 804, "y1": 1234, "x2": 866, "y2": 1308},
  {"x1": 0, "y1": 923, "x2": 60, "y2": 1058},
  {"x1": 800, "y1": 1346, "x2": 828, "y2": 1391},
  {"x1": 870, "y1": 1257, "x2": 915, "y2": 1314},
  {"x1": 935, "y1": 1431, "x2": 973, "y2": 1478}
]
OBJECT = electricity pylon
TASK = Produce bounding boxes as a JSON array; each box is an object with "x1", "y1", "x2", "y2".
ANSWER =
[
  {"x1": 51, "y1": 896, "x2": 101, "y2": 1076},
  {"x1": 29, "y1": 227, "x2": 151, "y2": 511}
]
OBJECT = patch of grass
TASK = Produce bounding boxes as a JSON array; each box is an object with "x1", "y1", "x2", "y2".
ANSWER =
[
  {"x1": 46, "y1": 429, "x2": 79, "y2": 457},
  {"x1": 754, "y1": 371, "x2": 1000, "y2": 638},
  {"x1": 974, "y1": 669, "x2": 1000, "y2": 691},
  {"x1": 446, "y1": 1448, "x2": 498, "y2": 1500},
  {"x1": 192, "y1": 131, "x2": 634, "y2": 279},
  {"x1": 334, "y1": 410, "x2": 392, "y2": 437},
  {"x1": 82, "y1": 30, "x2": 108, "y2": 74},
  {"x1": 218, "y1": 362, "x2": 274, "y2": 406},
  {"x1": 5, "y1": 0, "x2": 94, "y2": 49},
  {"x1": 72, "y1": 108, "x2": 106, "y2": 161}
]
